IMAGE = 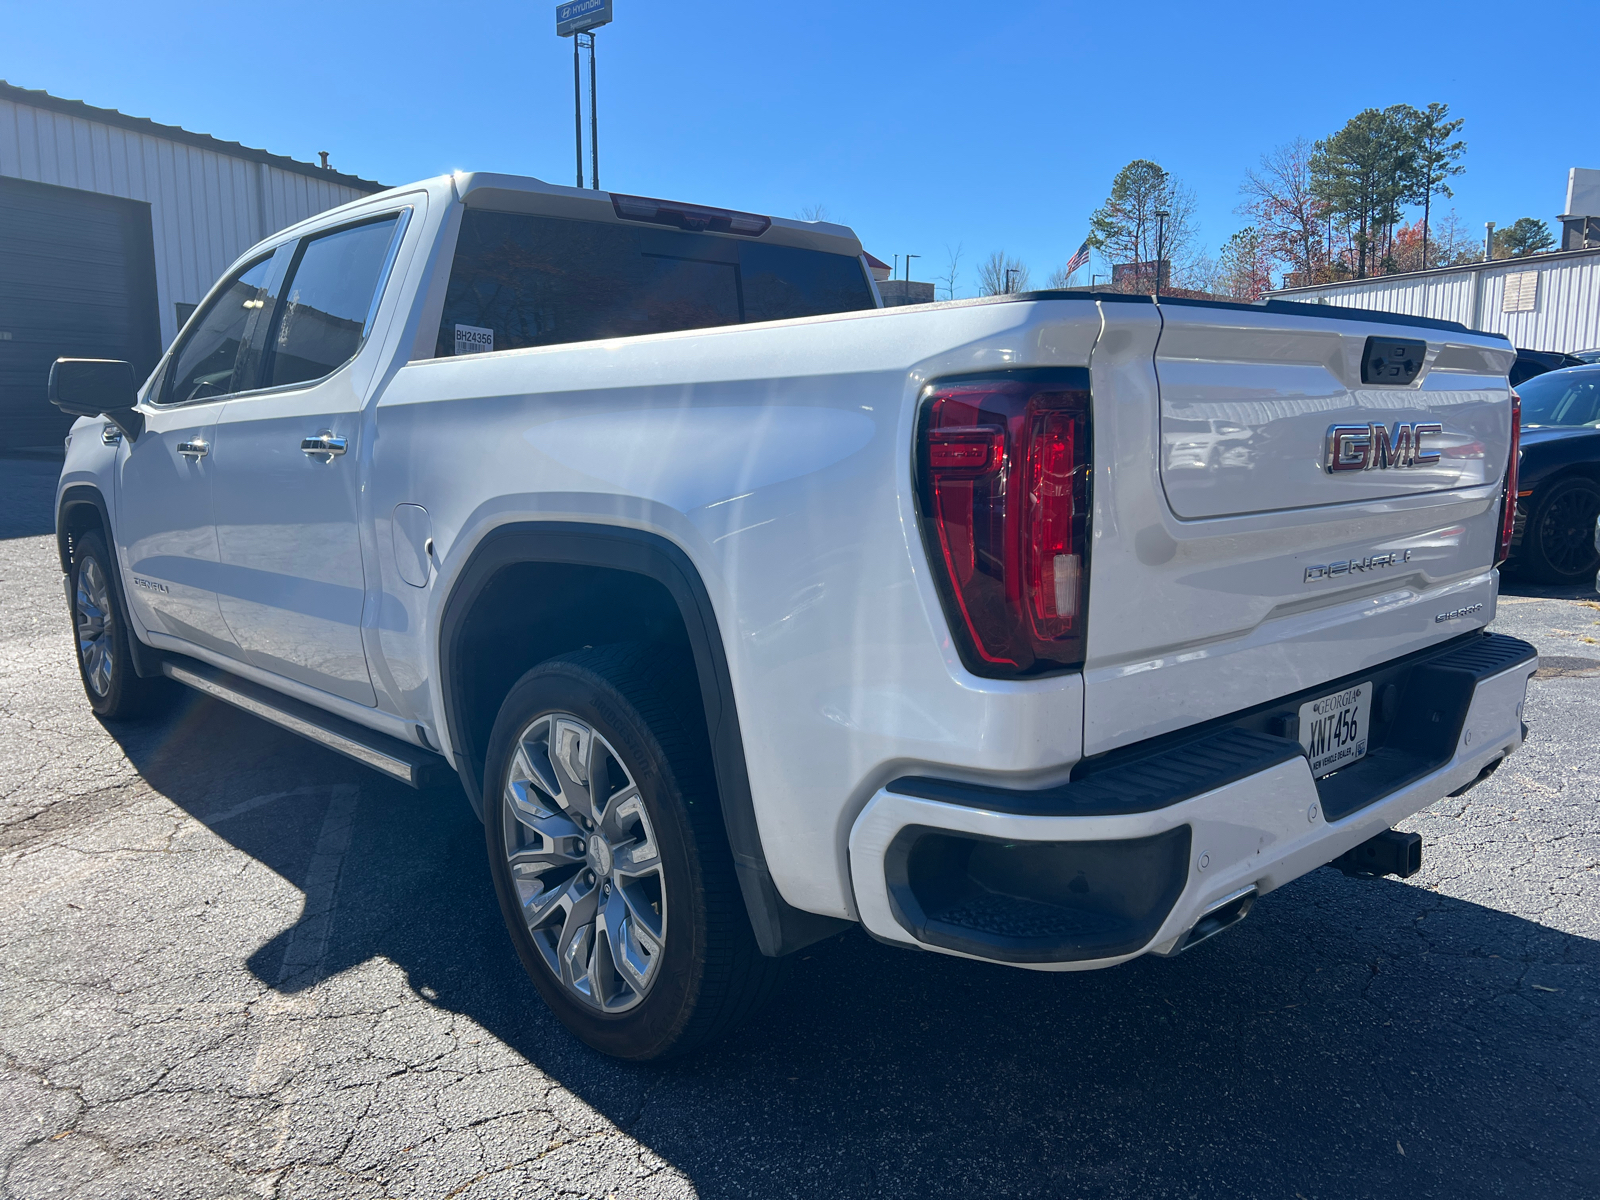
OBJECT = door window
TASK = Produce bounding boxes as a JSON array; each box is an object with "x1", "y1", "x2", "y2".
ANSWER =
[
  {"x1": 260, "y1": 216, "x2": 401, "y2": 389},
  {"x1": 161, "y1": 257, "x2": 273, "y2": 404}
]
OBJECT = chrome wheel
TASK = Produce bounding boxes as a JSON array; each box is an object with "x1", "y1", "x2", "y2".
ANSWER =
[
  {"x1": 75, "y1": 556, "x2": 114, "y2": 697},
  {"x1": 502, "y1": 712, "x2": 666, "y2": 1013}
]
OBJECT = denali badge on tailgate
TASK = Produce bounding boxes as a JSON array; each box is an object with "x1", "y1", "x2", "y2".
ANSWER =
[{"x1": 1304, "y1": 549, "x2": 1412, "y2": 583}]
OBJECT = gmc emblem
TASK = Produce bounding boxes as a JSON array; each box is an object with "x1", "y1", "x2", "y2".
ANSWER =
[{"x1": 1324, "y1": 422, "x2": 1443, "y2": 473}]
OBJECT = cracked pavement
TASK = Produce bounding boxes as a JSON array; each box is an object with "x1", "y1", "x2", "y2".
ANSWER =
[{"x1": 2, "y1": 455, "x2": 1596, "y2": 1199}]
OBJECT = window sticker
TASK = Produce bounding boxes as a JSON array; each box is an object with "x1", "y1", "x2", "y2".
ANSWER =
[{"x1": 455, "y1": 324, "x2": 494, "y2": 356}]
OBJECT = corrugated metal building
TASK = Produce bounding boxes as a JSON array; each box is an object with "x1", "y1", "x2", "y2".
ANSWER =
[
  {"x1": 0, "y1": 81, "x2": 384, "y2": 450},
  {"x1": 1268, "y1": 245, "x2": 1600, "y2": 357}
]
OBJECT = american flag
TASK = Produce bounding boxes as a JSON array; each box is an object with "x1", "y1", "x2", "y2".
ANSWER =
[{"x1": 1064, "y1": 239, "x2": 1090, "y2": 275}]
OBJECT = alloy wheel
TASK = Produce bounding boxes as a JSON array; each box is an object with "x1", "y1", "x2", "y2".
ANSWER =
[
  {"x1": 75, "y1": 556, "x2": 114, "y2": 697},
  {"x1": 502, "y1": 712, "x2": 667, "y2": 1013}
]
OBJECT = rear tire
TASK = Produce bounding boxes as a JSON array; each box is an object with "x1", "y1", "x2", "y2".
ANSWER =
[
  {"x1": 1521, "y1": 477, "x2": 1600, "y2": 584},
  {"x1": 483, "y1": 644, "x2": 783, "y2": 1060},
  {"x1": 68, "y1": 529, "x2": 174, "y2": 720}
]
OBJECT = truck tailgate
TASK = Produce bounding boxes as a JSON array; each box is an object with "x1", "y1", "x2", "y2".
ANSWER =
[
  {"x1": 1080, "y1": 300, "x2": 1515, "y2": 758},
  {"x1": 1155, "y1": 304, "x2": 1509, "y2": 518}
]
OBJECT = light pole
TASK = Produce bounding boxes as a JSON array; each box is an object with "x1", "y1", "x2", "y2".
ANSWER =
[
  {"x1": 1154, "y1": 209, "x2": 1169, "y2": 298},
  {"x1": 556, "y1": 1, "x2": 613, "y2": 190},
  {"x1": 571, "y1": 32, "x2": 582, "y2": 187},
  {"x1": 1005, "y1": 267, "x2": 1018, "y2": 294},
  {"x1": 905, "y1": 253, "x2": 920, "y2": 282},
  {"x1": 587, "y1": 31, "x2": 598, "y2": 190}
]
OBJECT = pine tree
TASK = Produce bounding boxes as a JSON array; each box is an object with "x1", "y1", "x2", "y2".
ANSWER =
[
  {"x1": 1494, "y1": 218, "x2": 1556, "y2": 258},
  {"x1": 1407, "y1": 103, "x2": 1466, "y2": 270},
  {"x1": 1310, "y1": 108, "x2": 1416, "y2": 278},
  {"x1": 1088, "y1": 160, "x2": 1196, "y2": 289}
]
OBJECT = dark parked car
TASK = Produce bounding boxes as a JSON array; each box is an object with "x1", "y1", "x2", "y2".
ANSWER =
[
  {"x1": 1509, "y1": 348, "x2": 1587, "y2": 387},
  {"x1": 1506, "y1": 365, "x2": 1600, "y2": 582}
]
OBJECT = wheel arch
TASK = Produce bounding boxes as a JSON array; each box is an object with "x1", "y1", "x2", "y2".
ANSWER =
[
  {"x1": 437, "y1": 521, "x2": 848, "y2": 957},
  {"x1": 56, "y1": 484, "x2": 112, "y2": 574},
  {"x1": 55, "y1": 485, "x2": 167, "y2": 679},
  {"x1": 1532, "y1": 462, "x2": 1600, "y2": 490}
]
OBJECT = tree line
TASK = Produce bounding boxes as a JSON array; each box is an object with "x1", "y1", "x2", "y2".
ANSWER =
[{"x1": 943, "y1": 102, "x2": 1558, "y2": 302}]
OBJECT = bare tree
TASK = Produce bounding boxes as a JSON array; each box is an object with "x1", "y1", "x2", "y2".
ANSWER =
[
  {"x1": 1184, "y1": 251, "x2": 1222, "y2": 297},
  {"x1": 1427, "y1": 209, "x2": 1478, "y2": 267},
  {"x1": 1045, "y1": 264, "x2": 1076, "y2": 288},
  {"x1": 977, "y1": 251, "x2": 1029, "y2": 296},
  {"x1": 1240, "y1": 138, "x2": 1325, "y2": 285},
  {"x1": 938, "y1": 243, "x2": 964, "y2": 300},
  {"x1": 795, "y1": 203, "x2": 830, "y2": 222},
  {"x1": 1215, "y1": 227, "x2": 1275, "y2": 299}
]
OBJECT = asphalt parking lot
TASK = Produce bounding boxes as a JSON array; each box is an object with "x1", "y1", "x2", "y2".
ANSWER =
[{"x1": 2, "y1": 454, "x2": 1596, "y2": 1200}]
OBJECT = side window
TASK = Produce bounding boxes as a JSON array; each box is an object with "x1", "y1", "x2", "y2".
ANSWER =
[
  {"x1": 261, "y1": 217, "x2": 400, "y2": 389},
  {"x1": 161, "y1": 257, "x2": 273, "y2": 404},
  {"x1": 434, "y1": 210, "x2": 875, "y2": 357}
]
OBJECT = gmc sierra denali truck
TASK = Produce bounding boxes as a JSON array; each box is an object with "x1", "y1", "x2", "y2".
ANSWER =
[{"x1": 50, "y1": 171, "x2": 1536, "y2": 1060}]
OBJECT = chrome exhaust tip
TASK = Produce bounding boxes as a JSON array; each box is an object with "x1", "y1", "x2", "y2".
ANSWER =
[{"x1": 1169, "y1": 885, "x2": 1258, "y2": 955}]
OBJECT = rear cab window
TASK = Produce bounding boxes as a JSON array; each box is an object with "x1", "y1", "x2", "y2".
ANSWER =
[{"x1": 434, "y1": 209, "x2": 874, "y2": 357}]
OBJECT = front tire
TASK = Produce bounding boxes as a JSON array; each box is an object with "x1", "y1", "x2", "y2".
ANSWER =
[
  {"x1": 483, "y1": 645, "x2": 782, "y2": 1059},
  {"x1": 69, "y1": 529, "x2": 173, "y2": 719},
  {"x1": 1521, "y1": 477, "x2": 1600, "y2": 583}
]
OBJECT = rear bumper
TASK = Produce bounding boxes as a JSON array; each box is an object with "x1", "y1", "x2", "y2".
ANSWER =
[{"x1": 847, "y1": 632, "x2": 1536, "y2": 970}]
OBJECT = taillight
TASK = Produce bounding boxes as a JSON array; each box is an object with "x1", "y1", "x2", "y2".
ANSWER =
[
  {"x1": 916, "y1": 370, "x2": 1091, "y2": 676},
  {"x1": 1495, "y1": 389, "x2": 1521, "y2": 567}
]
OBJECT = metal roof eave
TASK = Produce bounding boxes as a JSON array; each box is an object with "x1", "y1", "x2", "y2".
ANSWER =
[
  {"x1": 0, "y1": 79, "x2": 387, "y2": 194},
  {"x1": 1269, "y1": 242, "x2": 1600, "y2": 297}
]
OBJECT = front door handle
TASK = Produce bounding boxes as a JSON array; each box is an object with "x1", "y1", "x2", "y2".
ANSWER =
[
  {"x1": 177, "y1": 438, "x2": 209, "y2": 459},
  {"x1": 301, "y1": 431, "x2": 348, "y2": 461}
]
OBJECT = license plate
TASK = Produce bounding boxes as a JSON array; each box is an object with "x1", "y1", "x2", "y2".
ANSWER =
[{"x1": 1298, "y1": 681, "x2": 1372, "y2": 778}]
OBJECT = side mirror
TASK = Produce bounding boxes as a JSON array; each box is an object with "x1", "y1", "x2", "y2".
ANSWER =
[{"x1": 48, "y1": 358, "x2": 144, "y2": 440}]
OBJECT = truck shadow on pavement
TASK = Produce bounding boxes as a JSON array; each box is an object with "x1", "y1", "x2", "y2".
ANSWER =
[{"x1": 105, "y1": 692, "x2": 1596, "y2": 1200}]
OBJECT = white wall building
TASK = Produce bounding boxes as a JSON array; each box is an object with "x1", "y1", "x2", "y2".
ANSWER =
[
  {"x1": 1268, "y1": 168, "x2": 1600, "y2": 358},
  {"x1": 0, "y1": 80, "x2": 383, "y2": 449},
  {"x1": 1269, "y1": 247, "x2": 1600, "y2": 355}
]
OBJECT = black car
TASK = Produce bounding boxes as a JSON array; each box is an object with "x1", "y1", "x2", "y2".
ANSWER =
[
  {"x1": 1506, "y1": 364, "x2": 1600, "y2": 583},
  {"x1": 1509, "y1": 348, "x2": 1588, "y2": 387}
]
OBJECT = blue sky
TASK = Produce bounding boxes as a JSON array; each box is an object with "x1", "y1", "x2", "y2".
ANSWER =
[{"x1": 5, "y1": 0, "x2": 1585, "y2": 294}]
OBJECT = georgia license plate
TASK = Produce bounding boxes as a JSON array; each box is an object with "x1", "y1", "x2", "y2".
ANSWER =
[{"x1": 1298, "y1": 681, "x2": 1372, "y2": 778}]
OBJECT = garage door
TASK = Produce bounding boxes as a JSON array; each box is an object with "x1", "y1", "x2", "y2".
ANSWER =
[{"x1": 0, "y1": 176, "x2": 161, "y2": 452}]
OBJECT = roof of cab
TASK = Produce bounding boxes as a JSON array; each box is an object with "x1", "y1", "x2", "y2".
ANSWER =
[{"x1": 451, "y1": 171, "x2": 864, "y2": 258}]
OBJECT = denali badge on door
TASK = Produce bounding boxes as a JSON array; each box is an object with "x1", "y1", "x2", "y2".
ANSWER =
[{"x1": 1298, "y1": 681, "x2": 1372, "y2": 777}]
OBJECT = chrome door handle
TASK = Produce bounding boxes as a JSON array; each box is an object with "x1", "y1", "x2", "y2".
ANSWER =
[
  {"x1": 176, "y1": 438, "x2": 209, "y2": 459},
  {"x1": 301, "y1": 431, "x2": 348, "y2": 461}
]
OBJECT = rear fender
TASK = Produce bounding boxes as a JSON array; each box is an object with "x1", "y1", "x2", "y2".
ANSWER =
[{"x1": 436, "y1": 520, "x2": 848, "y2": 957}]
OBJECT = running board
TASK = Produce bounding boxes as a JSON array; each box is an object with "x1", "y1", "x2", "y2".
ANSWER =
[{"x1": 162, "y1": 660, "x2": 450, "y2": 789}]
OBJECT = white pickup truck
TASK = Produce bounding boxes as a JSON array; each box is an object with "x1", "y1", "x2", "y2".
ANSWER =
[{"x1": 51, "y1": 171, "x2": 1536, "y2": 1059}]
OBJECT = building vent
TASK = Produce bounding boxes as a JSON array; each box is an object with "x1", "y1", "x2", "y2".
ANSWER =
[{"x1": 1502, "y1": 271, "x2": 1539, "y2": 314}]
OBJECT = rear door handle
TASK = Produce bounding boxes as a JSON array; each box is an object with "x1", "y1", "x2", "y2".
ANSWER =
[
  {"x1": 301, "y1": 431, "x2": 348, "y2": 461},
  {"x1": 177, "y1": 438, "x2": 209, "y2": 459}
]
